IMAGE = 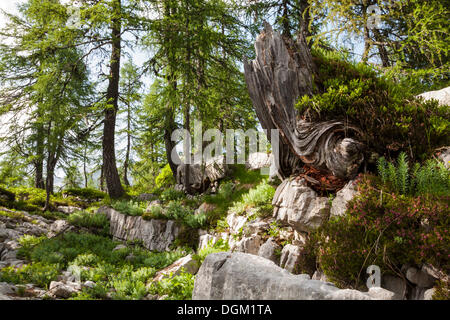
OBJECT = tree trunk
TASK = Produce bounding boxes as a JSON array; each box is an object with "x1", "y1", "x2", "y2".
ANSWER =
[
  {"x1": 102, "y1": 0, "x2": 124, "y2": 199},
  {"x1": 83, "y1": 143, "x2": 88, "y2": 188},
  {"x1": 373, "y1": 29, "x2": 390, "y2": 67},
  {"x1": 298, "y1": 0, "x2": 311, "y2": 44},
  {"x1": 243, "y1": 23, "x2": 364, "y2": 181},
  {"x1": 100, "y1": 164, "x2": 105, "y2": 192},
  {"x1": 164, "y1": 100, "x2": 179, "y2": 179},
  {"x1": 43, "y1": 139, "x2": 62, "y2": 211},
  {"x1": 34, "y1": 124, "x2": 45, "y2": 189},
  {"x1": 123, "y1": 103, "x2": 131, "y2": 186}
]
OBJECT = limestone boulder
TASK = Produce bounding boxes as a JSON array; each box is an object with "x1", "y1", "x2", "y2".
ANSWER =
[
  {"x1": 153, "y1": 254, "x2": 200, "y2": 282},
  {"x1": 57, "y1": 206, "x2": 82, "y2": 215},
  {"x1": 192, "y1": 252, "x2": 390, "y2": 300},
  {"x1": 258, "y1": 238, "x2": 280, "y2": 264},
  {"x1": 330, "y1": 180, "x2": 359, "y2": 218},
  {"x1": 98, "y1": 206, "x2": 180, "y2": 252},
  {"x1": 417, "y1": 86, "x2": 450, "y2": 106},
  {"x1": 273, "y1": 178, "x2": 330, "y2": 232},
  {"x1": 279, "y1": 244, "x2": 302, "y2": 273},
  {"x1": 246, "y1": 152, "x2": 272, "y2": 170}
]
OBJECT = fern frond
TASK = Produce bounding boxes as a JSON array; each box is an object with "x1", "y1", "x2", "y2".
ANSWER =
[
  {"x1": 377, "y1": 156, "x2": 388, "y2": 184},
  {"x1": 397, "y1": 152, "x2": 409, "y2": 194}
]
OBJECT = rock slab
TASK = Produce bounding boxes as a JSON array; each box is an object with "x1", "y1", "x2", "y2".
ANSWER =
[
  {"x1": 98, "y1": 206, "x2": 180, "y2": 252},
  {"x1": 192, "y1": 252, "x2": 394, "y2": 300}
]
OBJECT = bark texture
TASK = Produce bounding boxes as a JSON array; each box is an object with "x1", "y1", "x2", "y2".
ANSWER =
[
  {"x1": 244, "y1": 23, "x2": 364, "y2": 180},
  {"x1": 102, "y1": 0, "x2": 124, "y2": 199}
]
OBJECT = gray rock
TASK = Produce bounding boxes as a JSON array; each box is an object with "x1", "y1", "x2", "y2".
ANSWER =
[
  {"x1": 417, "y1": 86, "x2": 450, "y2": 106},
  {"x1": 112, "y1": 244, "x2": 127, "y2": 251},
  {"x1": 205, "y1": 155, "x2": 229, "y2": 182},
  {"x1": 57, "y1": 206, "x2": 82, "y2": 215},
  {"x1": 232, "y1": 235, "x2": 262, "y2": 255},
  {"x1": 406, "y1": 267, "x2": 436, "y2": 288},
  {"x1": 312, "y1": 270, "x2": 329, "y2": 282},
  {"x1": 423, "y1": 288, "x2": 435, "y2": 300},
  {"x1": 279, "y1": 244, "x2": 301, "y2": 273},
  {"x1": 273, "y1": 178, "x2": 330, "y2": 232},
  {"x1": 198, "y1": 233, "x2": 229, "y2": 250},
  {"x1": 136, "y1": 193, "x2": 157, "y2": 202},
  {"x1": 153, "y1": 254, "x2": 200, "y2": 282},
  {"x1": 325, "y1": 289, "x2": 371, "y2": 300},
  {"x1": 48, "y1": 281, "x2": 81, "y2": 299},
  {"x1": 0, "y1": 282, "x2": 15, "y2": 298},
  {"x1": 98, "y1": 206, "x2": 180, "y2": 252},
  {"x1": 48, "y1": 220, "x2": 70, "y2": 236},
  {"x1": 194, "y1": 202, "x2": 217, "y2": 216},
  {"x1": 192, "y1": 252, "x2": 375, "y2": 300},
  {"x1": 367, "y1": 287, "x2": 398, "y2": 300},
  {"x1": 176, "y1": 156, "x2": 229, "y2": 191},
  {"x1": 246, "y1": 153, "x2": 272, "y2": 170},
  {"x1": 258, "y1": 238, "x2": 280, "y2": 264},
  {"x1": 244, "y1": 219, "x2": 270, "y2": 236},
  {"x1": 330, "y1": 180, "x2": 358, "y2": 218},
  {"x1": 1, "y1": 250, "x2": 17, "y2": 261},
  {"x1": 6, "y1": 260, "x2": 25, "y2": 268},
  {"x1": 83, "y1": 281, "x2": 96, "y2": 289},
  {"x1": 226, "y1": 212, "x2": 247, "y2": 235},
  {"x1": 437, "y1": 147, "x2": 450, "y2": 169}
]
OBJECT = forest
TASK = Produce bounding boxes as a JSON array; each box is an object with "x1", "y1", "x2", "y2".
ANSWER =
[{"x1": 0, "y1": 0, "x2": 449, "y2": 302}]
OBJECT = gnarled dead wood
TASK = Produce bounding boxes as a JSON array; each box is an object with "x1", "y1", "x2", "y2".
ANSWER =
[{"x1": 244, "y1": 23, "x2": 364, "y2": 180}]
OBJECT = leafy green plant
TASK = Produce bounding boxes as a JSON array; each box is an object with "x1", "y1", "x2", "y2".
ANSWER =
[
  {"x1": 155, "y1": 164, "x2": 175, "y2": 190},
  {"x1": 312, "y1": 175, "x2": 449, "y2": 290},
  {"x1": 0, "y1": 262, "x2": 60, "y2": 289},
  {"x1": 193, "y1": 239, "x2": 229, "y2": 264},
  {"x1": 377, "y1": 153, "x2": 450, "y2": 196},
  {"x1": 67, "y1": 211, "x2": 110, "y2": 235},
  {"x1": 229, "y1": 179, "x2": 275, "y2": 218},
  {"x1": 111, "y1": 200, "x2": 144, "y2": 216},
  {"x1": 296, "y1": 48, "x2": 449, "y2": 159},
  {"x1": 142, "y1": 204, "x2": 166, "y2": 220},
  {"x1": 160, "y1": 188, "x2": 185, "y2": 202},
  {"x1": 148, "y1": 271, "x2": 195, "y2": 300},
  {"x1": 63, "y1": 188, "x2": 107, "y2": 200}
]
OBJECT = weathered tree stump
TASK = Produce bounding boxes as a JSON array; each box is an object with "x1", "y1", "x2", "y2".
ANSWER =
[{"x1": 244, "y1": 23, "x2": 365, "y2": 181}]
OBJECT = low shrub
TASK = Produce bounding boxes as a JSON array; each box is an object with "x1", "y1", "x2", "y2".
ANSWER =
[
  {"x1": 229, "y1": 179, "x2": 275, "y2": 218},
  {"x1": 147, "y1": 271, "x2": 195, "y2": 300},
  {"x1": 193, "y1": 239, "x2": 230, "y2": 264},
  {"x1": 296, "y1": 48, "x2": 449, "y2": 160},
  {"x1": 67, "y1": 211, "x2": 110, "y2": 235},
  {"x1": 160, "y1": 188, "x2": 185, "y2": 202},
  {"x1": 0, "y1": 262, "x2": 60, "y2": 289},
  {"x1": 111, "y1": 200, "x2": 144, "y2": 216},
  {"x1": 155, "y1": 164, "x2": 175, "y2": 190},
  {"x1": 10, "y1": 232, "x2": 192, "y2": 300},
  {"x1": 377, "y1": 152, "x2": 450, "y2": 196},
  {"x1": 312, "y1": 175, "x2": 449, "y2": 290},
  {"x1": 63, "y1": 188, "x2": 107, "y2": 200}
]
